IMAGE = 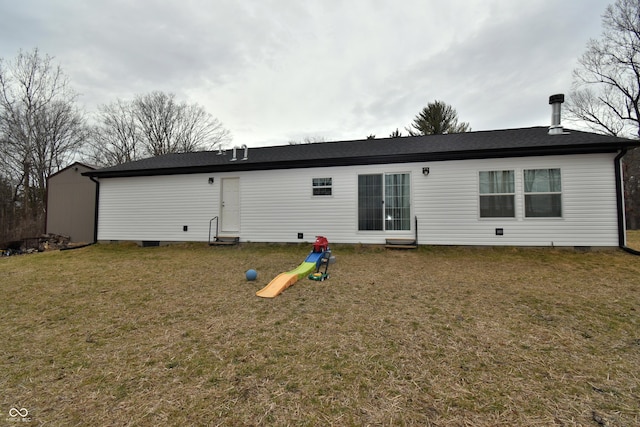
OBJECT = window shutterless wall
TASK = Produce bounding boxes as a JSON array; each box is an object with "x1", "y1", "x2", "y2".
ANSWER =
[
  {"x1": 415, "y1": 153, "x2": 617, "y2": 246},
  {"x1": 96, "y1": 152, "x2": 619, "y2": 246}
]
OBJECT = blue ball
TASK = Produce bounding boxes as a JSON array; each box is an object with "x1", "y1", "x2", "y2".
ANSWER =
[{"x1": 245, "y1": 269, "x2": 258, "y2": 281}]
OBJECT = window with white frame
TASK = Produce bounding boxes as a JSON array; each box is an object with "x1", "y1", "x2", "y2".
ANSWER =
[
  {"x1": 479, "y1": 170, "x2": 515, "y2": 218},
  {"x1": 524, "y1": 168, "x2": 562, "y2": 217},
  {"x1": 312, "y1": 177, "x2": 332, "y2": 196}
]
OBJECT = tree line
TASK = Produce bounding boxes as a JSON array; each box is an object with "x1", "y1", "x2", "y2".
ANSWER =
[
  {"x1": 1, "y1": 0, "x2": 640, "y2": 242},
  {"x1": 0, "y1": 48, "x2": 231, "y2": 242},
  {"x1": 567, "y1": 0, "x2": 640, "y2": 228}
]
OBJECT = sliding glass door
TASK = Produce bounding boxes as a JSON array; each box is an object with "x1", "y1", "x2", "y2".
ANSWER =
[
  {"x1": 358, "y1": 173, "x2": 410, "y2": 231},
  {"x1": 358, "y1": 174, "x2": 383, "y2": 230}
]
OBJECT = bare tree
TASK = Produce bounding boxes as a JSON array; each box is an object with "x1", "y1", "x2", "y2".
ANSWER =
[
  {"x1": 163, "y1": 100, "x2": 230, "y2": 154},
  {"x1": 33, "y1": 100, "x2": 86, "y2": 187},
  {"x1": 0, "y1": 48, "x2": 86, "y2": 237},
  {"x1": 567, "y1": 0, "x2": 640, "y2": 138},
  {"x1": 288, "y1": 136, "x2": 327, "y2": 145},
  {"x1": 567, "y1": 0, "x2": 640, "y2": 228},
  {"x1": 88, "y1": 100, "x2": 139, "y2": 166},
  {"x1": 89, "y1": 91, "x2": 231, "y2": 166},
  {"x1": 133, "y1": 91, "x2": 182, "y2": 156}
]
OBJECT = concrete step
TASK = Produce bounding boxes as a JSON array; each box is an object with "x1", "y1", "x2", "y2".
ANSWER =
[
  {"x1": 210, "y1": 236, "x2": 239, "y2": 246},
  {"x1": 385, "y1": 238, "x2": 417, "y2": 249}
]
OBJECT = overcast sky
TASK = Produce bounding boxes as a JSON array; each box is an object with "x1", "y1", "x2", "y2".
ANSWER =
[{"x1": 0, "y1": 0, "x2": 612, "y2": 147}]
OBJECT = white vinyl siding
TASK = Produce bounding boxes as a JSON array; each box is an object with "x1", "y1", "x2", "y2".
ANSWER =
[
  {"x1": 97, "y1": 153, "x2": 621, "y2": 247},
  {"x1": 416, "y1": 154, "x2": 618, "y2": 246},
  {"x1": 97, "y1": 174, "x2": 218, "y2": 242}
]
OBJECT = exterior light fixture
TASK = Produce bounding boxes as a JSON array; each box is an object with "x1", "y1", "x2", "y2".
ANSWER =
[
  {"x1": 208, "y1": 177, "x2": 214, "y2": 184},
  {"x1": 422, "y1": 167, "x2": 430, "y2": 176}
]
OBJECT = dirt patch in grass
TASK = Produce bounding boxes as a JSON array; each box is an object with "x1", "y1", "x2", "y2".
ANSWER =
[{"x1": 1, "y1": 242, "x2": 639, "y2": 426}]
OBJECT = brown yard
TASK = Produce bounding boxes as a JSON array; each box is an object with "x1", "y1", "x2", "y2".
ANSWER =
[{"x1": 1, "y1": 238, "x2": 639, "y2": 426}]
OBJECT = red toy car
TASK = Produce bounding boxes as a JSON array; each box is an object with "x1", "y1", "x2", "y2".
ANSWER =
[{"x1": 313, "y1": 236, "x2": 329, "y2": 253}]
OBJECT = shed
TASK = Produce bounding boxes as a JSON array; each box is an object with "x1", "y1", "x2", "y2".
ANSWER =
[{"x1": 46, "y1": 162, "x2": 97, "y2": 243}]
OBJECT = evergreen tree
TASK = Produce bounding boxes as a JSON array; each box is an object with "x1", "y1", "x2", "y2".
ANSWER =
[{"x1": 406, "y1": 100, "x2": 470, "y2": 136}]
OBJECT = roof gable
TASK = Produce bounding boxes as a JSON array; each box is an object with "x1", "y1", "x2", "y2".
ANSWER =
[{"x1": 48, "y1": 161, "x2": 96, "y2": 180}]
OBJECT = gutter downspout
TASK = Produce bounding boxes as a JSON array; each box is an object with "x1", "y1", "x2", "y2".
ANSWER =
[
  {"x1": 614, "y1": 149, "x2": 640, "y2": 255},
  {"x1": 88, "y1": 176, "x2": 100, "y2": 244}
]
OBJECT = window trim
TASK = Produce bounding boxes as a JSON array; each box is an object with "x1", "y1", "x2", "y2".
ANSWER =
[
  {"x1": 478, "y1": 170, "x2": 516, "y2": 219},
  {"x1": 523, "y1": 168, "x2": 563, "y2": 219},
  {"x1": 312, "y1": 177, "x2": 332, "y2": 197}
]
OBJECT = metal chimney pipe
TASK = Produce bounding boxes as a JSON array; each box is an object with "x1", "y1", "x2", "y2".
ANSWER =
[{"x1": 548, "y1": 94, "x2": 565, "y2": 135}]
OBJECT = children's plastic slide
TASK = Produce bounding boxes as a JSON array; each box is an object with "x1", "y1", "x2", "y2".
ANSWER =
[{"x1": 256, "y1": 237, "x2": 329, "y2": 298}]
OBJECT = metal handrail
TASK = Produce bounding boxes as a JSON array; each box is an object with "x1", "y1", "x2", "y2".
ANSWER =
[{"x1": 208, "y1": 216, "x2": 218, "y2": 244}]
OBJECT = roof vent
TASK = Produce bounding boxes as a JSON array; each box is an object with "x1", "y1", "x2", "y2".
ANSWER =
[
  {"x1": 548, "y1": 94, "x2": 565, "y2": 135},
  {"x1": 230, "y1": 144, "x2": 248, "y2": 162}
]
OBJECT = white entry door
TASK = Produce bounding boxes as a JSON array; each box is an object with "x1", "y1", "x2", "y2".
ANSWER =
[{"x1": 221, "y1": 178, "x2": 240, "y2": 232}]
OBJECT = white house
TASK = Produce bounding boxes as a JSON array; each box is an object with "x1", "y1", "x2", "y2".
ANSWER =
[{"x1": 85, "y1": 99, "x2": 640, "y2": 249}]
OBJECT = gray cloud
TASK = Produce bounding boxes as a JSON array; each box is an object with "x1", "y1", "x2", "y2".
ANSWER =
[{"x1": 0, "y1": 0, "x2": 612, "y2": 147}]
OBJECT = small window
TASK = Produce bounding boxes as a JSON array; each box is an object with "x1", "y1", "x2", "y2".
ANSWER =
[
  {"x1": 524, "y1": 169, "x2": 562, "y2": 217},
  {"x1": 312, "y1": 177, "x2": 332, "y2": 196},
  {"x1": 479, "y1": 170, "x2": 515, "y2": 218}
]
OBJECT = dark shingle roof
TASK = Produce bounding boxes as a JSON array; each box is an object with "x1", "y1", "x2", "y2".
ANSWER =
[{"x1": 86, "y1": 127, "x2": 640, "y2": 178}]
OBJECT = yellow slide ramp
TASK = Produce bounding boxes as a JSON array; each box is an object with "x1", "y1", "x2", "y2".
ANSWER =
[{"x1": 256, "y1": 261, "x2": 317, "y2": 298}]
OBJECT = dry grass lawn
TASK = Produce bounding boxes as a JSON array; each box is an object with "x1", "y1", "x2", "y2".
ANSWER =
[{"x1": 1, "y1": 237, "x2": 640, "y2": 426}]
